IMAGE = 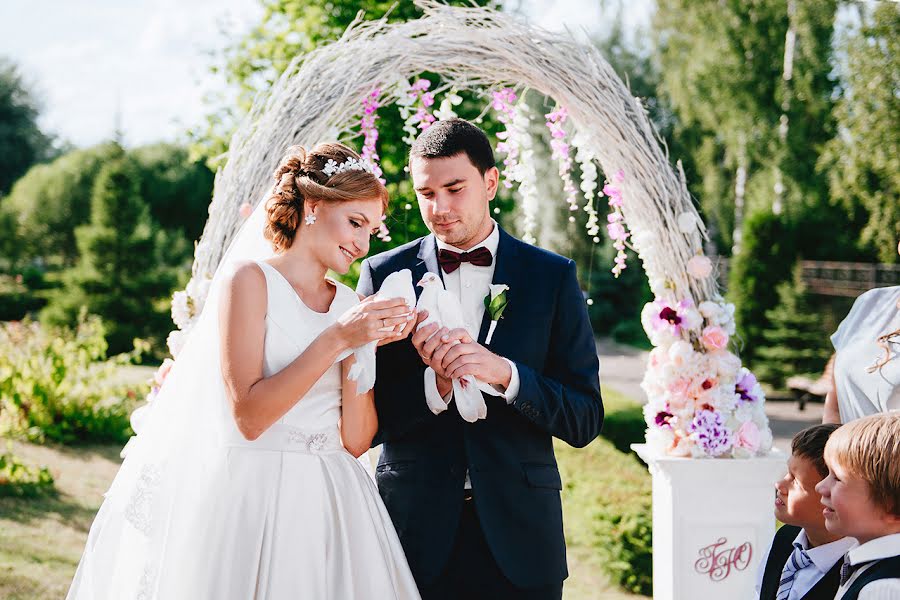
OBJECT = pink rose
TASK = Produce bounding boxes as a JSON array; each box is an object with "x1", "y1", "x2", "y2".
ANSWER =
[
  {"x1": 154, "y1": 358, "x2": 175, "y2": 387},
  {"x1": 667, "y1": 377, "x2": 692, "y2": 396},
  {"x1": 687, "y1": 255, "x2": 713, "y2": 279},
  {"x1": 735, "y1": 421, "x2": 761, "y2": 453},
  {"x1": 238, "y1": 202, "x2": 253, "y2": 219},
  {"x1": 701, "y1": 325, "x2": 729, "y2": 351}
]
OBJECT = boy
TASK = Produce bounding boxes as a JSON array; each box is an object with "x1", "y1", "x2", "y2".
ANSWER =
[
  {"x1": 816, "y1": 413, "x2": 900, "y2": 600},
  {"x1": 756, "y1": 424, "x2": 856, "y2": 599}
]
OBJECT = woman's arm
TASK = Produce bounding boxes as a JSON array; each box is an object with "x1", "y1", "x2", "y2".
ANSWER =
[
  {"x1": 219, "y1": 262, "x2": 410, "y2": 441},
  {"x1": 822, "y1": 366, "x2": 842, "y2": 424},
  {"x1": 339, "y1": 356, "x2": 378, "y2": 457},
  {"x1": 220, "y1": 262, "x2": 347, "y2": 440}
]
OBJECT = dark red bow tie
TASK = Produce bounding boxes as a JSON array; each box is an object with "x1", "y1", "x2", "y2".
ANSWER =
[{"x1": 438, "y1": 247, "x2": 493, "y2": 273}]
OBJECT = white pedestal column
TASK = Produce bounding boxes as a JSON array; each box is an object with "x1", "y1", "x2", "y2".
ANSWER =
[{"x1": 632, "y1": 444, "x2": 787, "y2": 600}]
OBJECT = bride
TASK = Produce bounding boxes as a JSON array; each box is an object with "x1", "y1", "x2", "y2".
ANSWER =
[{"x1": 67, "y1": 143, "x2": 422, "y2": 599}]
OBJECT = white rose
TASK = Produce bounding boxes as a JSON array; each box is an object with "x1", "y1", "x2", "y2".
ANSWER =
[
  {"x1": 171, "y1": 290, "x2": 193, "y2": 330},
  {"x1": 166, "y1": 329, "x2": 188, "y2": 358},
  {"x1": 646, "y1": 427, "x2": 676, "y2": 455},
  {"x1": 668, "y1": 340, "x2": 696, "y2": 366}
]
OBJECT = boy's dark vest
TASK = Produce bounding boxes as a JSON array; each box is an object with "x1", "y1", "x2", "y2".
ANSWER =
[
  {"x1": 759, "y1": 524, "x2": 842, "y2": 600},
  {"x1": 840, "y1": 555, "x2": 900, "y2": 600}
]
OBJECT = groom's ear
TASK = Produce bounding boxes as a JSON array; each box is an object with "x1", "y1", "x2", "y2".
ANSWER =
[{"x1": 483, "y1": 166, "x2": 500, "y2": 201}]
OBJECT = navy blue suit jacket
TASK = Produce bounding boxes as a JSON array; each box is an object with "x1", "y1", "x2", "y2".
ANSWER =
[{"x1": 356, "y1": 226, "x2": 603, "y2": 588}]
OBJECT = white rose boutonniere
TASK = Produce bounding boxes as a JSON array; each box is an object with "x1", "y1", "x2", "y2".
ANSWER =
[{"x1": 483, "y1": 284, "x2": 509, "y2": 345}]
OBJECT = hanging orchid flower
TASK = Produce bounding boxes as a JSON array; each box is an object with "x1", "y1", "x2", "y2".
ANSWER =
[
  {"x1": 491, "y1": 88, "x2": 520, "y2": 190},
  {"x1": 360, "y1": 87, "x2": 389, "y2": 240},
  {"x1": 397, "y1": 78, "x2": 437, "y2": 145},
  {"x1": 544, "y1": 106, "x2": 579, "y2": 214},
  {"x1": 601, "y1": 170, "x2": 629, "y2": 276}
]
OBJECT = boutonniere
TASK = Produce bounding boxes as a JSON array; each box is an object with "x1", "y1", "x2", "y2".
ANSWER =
[{"x1": 483, "y1": 284, "x2": 509, "y2": 345}]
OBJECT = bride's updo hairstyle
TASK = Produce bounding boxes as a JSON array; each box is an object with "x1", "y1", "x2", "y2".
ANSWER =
[{"x1": 263, "y1": 142, "x2": 389, "y2": 253}]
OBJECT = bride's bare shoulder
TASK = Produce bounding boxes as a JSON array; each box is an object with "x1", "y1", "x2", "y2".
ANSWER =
[{"x1": 222, "y1": 260, "x2": 267, "y2": 299}]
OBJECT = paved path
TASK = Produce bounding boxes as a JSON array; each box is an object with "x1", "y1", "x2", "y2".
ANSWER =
[{"x1": 596, "y1": 337, "x2": 822, "y2": 453}]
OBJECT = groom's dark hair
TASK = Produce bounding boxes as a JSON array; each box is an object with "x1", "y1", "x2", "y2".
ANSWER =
[{"x1": 409, "y1": 118, "x2": 496, "y2": 175}]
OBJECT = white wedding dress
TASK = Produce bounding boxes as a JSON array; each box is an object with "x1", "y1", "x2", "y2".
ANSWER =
[{"x1": 67, "y1": 259, "x2": 420, "y2": 600}]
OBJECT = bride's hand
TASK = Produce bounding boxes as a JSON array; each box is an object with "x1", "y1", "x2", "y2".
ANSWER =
[{"x1": 331, "y1": 297, "x2": 413, "y2": 349}]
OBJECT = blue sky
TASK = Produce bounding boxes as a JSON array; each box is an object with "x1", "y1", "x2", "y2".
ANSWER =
[{"x1": 1, "y1": 0, "x2": 651, "y2": 149}]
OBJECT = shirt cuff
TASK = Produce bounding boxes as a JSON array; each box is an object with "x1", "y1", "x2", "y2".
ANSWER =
[
  {"x1": 424, "y1": 367, "x2": 451, "y2": 414},
  {"x1": 490, "y1": 358, "x2": 520, "y2": 404}
]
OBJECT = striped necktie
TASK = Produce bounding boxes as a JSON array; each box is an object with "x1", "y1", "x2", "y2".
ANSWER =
[
  {"x1": 839, "y1": 556, "x2": 865, "y2": 587},
  {"x1": 776, "y1": 543, "x2": 813, "y2": 600}
]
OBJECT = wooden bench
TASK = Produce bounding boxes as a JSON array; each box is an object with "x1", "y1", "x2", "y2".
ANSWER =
[{"x1": 786, "y1": 354, "x2": 835, "y2": 411}]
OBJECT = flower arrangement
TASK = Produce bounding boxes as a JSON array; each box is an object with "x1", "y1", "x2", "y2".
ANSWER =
[{"x1": 640, "y1": 297, "x2": 772, "y2": 458}]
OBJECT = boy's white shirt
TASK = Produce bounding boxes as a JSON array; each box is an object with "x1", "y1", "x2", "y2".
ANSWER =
[
  {"x1": 753, "y1": 528, "x2": 856, "y2": 599},
  {"x1": 834, "y1": 532, "x2": 900, "y2": 600}
]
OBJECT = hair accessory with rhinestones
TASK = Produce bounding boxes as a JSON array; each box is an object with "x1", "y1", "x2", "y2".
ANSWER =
[{"x1": 322, "y1": 157, "x2": 376, "y2": 177}]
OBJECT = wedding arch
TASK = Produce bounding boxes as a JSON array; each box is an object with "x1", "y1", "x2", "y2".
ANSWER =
[{"x1": 169, "y1": 0, "x2": 773, "y2": 462}]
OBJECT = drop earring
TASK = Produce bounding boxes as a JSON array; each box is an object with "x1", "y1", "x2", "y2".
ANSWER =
[{"x1": 305, "y1": 213, "x2": 317, "y2": 225}]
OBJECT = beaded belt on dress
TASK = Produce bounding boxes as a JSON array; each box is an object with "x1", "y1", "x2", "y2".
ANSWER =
[{"x1": 224, "y1": 424, "x2": 344, "y2": 454}]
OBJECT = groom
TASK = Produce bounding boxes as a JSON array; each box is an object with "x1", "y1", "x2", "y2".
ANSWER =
[{"x1": 357, "y1": 118, "x2": 603, "y2": 599}]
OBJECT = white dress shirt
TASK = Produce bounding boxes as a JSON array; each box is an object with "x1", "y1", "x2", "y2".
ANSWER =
[
  {"x1": 835, "y1": 533, "x2": 900, "y2": 600},
  {"x1": 754, "y1": 529, "x2": 856, "y2": 599},
  {"x1": 422, "y1": 221, "x2": 520, "y2": 490}
]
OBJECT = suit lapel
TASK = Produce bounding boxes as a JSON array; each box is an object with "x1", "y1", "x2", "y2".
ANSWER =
[
  {"x1": 413, "y1": 234, "x2": 442, "y2": 300},
  {"x1": 477, "y1": 227, "x2": 519, "y2": 345}
]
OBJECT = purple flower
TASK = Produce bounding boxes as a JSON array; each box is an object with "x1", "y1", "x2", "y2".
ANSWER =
[
  {"x1": 736, "y1": 371, "x2": 760, "y2": 403},
  {"x1": 655, "y1": 410, "x2": 674, "y2": 428},
  {"x1": 689, "y1": 410, "x2": 733, "y2": 456},
  {"x1": 650, "y1": 299, "x2": 697, "y2": 336},
  {"x1": 659, "y1": 306, "x2": 681, "y2": 326}
]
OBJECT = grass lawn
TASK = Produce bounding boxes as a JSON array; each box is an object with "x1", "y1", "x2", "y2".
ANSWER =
[{"x1": 0, "y1": 385, "x2": 650, "y2": 599}]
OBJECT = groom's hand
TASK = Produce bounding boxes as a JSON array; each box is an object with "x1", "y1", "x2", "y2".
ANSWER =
[
  {"x1": 437, "y1": 337, "x2": 512, "y2": 389},
  {"x1": 411, "y1": 311, "x2": 472, "y2": 370}
]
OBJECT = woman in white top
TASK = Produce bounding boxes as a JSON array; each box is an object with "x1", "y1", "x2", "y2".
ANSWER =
[{"x1": 824, "y1": 243, "x2": 900, "y2": 424}]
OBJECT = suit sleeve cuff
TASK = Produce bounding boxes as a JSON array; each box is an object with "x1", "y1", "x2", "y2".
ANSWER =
[{"x1": 489, "y1": 358, "x2": 520, "y2": 403}]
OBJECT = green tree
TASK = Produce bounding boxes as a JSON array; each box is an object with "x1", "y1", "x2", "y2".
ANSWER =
[
  {"x1": 654, "y1": 0, "x2": 839, "y2": 254},
  {"x1": 5, "y1": 143, "x2": 123, "y2": 265},
  {"x1": 727, "y1": 208, "x2": 795, "y2": 364},
  {"x1": 6, "y1": 143, "x2": 213, "y2": 267},
  {"x1": 754, "y1": 263, "x2": 831, "y2": 387},
  {"x1": 42, "y1": 156, "x2": 174, "y2": 353},
  {"x1": 820, "y1": 3, "x2": 899, "y2": 263},
  {"x1": 0, "y1": 200, "x2": 21, "y2": 270},
  {"x1": 130, "y1": 143, "x2": 215, "y2": 244},
  {"x1": 0, "y1": 58, "x2": 56, "y2": 196}
]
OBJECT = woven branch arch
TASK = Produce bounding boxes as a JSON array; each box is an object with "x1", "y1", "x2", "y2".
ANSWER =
[
  {"x1": 167, "y1": 0, "x2": 776, "y2": 460},
  {"x1": 191, "y1": 0, "x2": 716, "y2": 310}
]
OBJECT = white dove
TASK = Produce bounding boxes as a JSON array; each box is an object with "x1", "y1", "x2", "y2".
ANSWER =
[
  {"x1": 415, "y1": 272, "x2": 499, "y2": 423},
  {"x1": 347, "y1": 269, "x2": 417, "y2": 394}
]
